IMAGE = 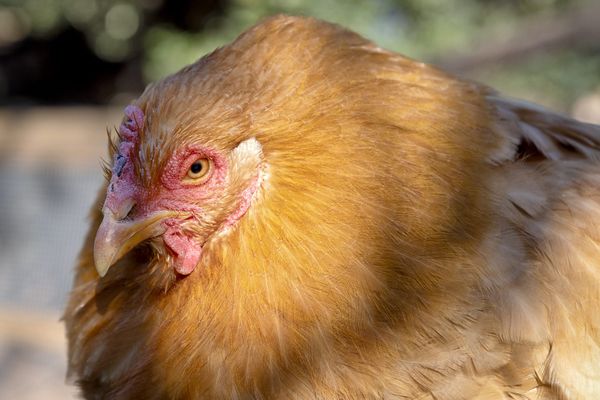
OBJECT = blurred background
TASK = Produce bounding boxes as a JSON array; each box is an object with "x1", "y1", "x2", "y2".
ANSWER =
[{"x1": 0, "y1": 0, "x2": 599, "y2": 398}]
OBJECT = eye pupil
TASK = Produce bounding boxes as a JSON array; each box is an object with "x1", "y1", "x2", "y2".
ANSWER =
[
  {"x1": 186, "y1": 158, "x2": 210, "y2": 182},
  {"x1": 190, "y1": 162, "x2": 203, "y2": 174}
]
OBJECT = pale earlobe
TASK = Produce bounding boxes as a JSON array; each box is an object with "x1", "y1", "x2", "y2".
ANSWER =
[{"x1": 232, "y1": 137, "x2": 264, "y2": 164}]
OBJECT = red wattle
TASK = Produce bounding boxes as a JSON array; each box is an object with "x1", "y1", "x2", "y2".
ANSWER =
[{"x1": 163, "y1": 227, "x2": 202, "y2": 275}]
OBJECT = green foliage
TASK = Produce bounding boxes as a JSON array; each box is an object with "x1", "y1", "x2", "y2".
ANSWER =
[
  {"x1": 475, "y1": 50, "x2": 600, "y2": 110},
  {"x1": 0, "y1": 0, "x2": 145, "y2": 61},
  {"x1": 1, "y1": 0, "x2": 598, "y2": 110}
]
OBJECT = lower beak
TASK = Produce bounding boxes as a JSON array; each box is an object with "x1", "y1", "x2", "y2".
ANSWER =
[{"x1": 93, "y1": 208, "x2": 186, "y2": 277}]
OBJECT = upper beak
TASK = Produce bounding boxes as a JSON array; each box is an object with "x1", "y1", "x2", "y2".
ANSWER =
[{"x1": 93, "y1": 201, "x2": 186, "y2": 277}]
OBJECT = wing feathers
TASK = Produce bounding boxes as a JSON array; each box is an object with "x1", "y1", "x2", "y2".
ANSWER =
[{"x1": 490, "y1": 95, "x2": 600, "y2": 162}]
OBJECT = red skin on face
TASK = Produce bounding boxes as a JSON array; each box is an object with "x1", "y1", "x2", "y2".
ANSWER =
[
  {"x1": 158, "y1": 146, "x2": 228, "y2": 276},
  {"x1": 103, "y1": 105, "x2": 258, "y2": 276}
]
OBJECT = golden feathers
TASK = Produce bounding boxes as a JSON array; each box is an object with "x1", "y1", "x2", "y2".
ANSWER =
[{"x1": 64, "y1": 15, "x2": 600, "y2": 399}]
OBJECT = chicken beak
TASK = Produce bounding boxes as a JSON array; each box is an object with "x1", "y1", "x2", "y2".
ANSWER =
[{"x1": 93, "y1": 206, "x2": 185, "y2": 277}]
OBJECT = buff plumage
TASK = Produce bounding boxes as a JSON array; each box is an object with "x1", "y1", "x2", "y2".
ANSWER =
[{"x1": 64, "y1": 15, "x2": 600, "y2": 399}]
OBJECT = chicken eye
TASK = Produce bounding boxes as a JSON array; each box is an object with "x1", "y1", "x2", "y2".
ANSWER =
[{"x1": 185, "y1": 158, "x2": 211, "y2": 182}]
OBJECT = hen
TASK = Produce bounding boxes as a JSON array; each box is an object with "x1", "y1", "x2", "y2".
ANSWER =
[{"x1": 64, "y1": 15, "x2": 600, "y2": 399}]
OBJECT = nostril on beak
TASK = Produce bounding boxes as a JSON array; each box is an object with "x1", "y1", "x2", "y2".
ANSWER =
[
  {"x1": 124, "y1": 204, "x2": 137, "y2": 221},
  {"x1": 110, "y1": 198, "x2": 137, "y2": 221}
]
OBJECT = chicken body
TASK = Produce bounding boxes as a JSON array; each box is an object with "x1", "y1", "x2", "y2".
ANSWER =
[{"x1": 64, "y1": 16, "x2": 600, "y2": 399}]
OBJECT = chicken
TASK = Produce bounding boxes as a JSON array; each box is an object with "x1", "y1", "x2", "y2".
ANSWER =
[{"x1": 63, "y1": 15, "x2": 600, "y2": 399}]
